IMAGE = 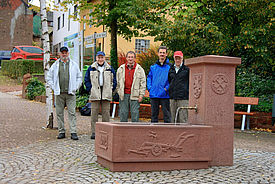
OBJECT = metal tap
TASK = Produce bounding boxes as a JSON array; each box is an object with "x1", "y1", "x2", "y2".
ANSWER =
[{"x1": 175, "y1": 105, "x2": 198, "y2": 124}]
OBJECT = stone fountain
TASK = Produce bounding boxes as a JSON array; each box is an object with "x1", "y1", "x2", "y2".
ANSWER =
[{"x1": 95, "y1": 55, "x2": 241, "y2": 171}]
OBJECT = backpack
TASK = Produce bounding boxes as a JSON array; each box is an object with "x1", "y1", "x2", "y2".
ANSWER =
[
  {"x1": 79, "y1": 83, "x2": 90, "y2": 95},
  {"x1": 80, "y1": 102, "x2": 91, "y2": 116}
]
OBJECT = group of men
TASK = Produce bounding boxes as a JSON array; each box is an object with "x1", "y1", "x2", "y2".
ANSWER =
[{"x1": 46, "y1": 46, "x2": 189, "y2": 140}]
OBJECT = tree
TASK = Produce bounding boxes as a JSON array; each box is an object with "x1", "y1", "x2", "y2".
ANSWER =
[
  {"x1": 133, "y1": 0, "x2": 274, "y2": 111},
  {"x1": 62, "y1": 0, "x2": 143, "y2": 70},
  {"x1": 40, "y1": 0, "x2": 54, "y2": 128},
  {"x1": 137, "y1": 0, "x2": 274, "y2": 76}
]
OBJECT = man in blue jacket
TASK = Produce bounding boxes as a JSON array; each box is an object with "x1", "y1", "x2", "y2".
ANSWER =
[{"x1": 147, "y1": 46, "x2": 171, "y2": 123}]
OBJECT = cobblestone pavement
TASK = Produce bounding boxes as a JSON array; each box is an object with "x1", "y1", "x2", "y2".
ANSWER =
[
  {"x1": 0, "y1": 136, "x2": 274, "y2": 184},
  {"x1": 1, "y1": 91, "x2": 275, "y2": 183},
  {"x1": 0, "y1": 91, "x2": 91, "y2": 149}
]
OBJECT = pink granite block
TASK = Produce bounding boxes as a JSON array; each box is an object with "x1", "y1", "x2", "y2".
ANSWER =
[
  {"x1": 186, "y1": 55, "x2": 241, "y2": 166},
  {"x1": 95, "y1": 122, "x2": 212, "y2": 171}
]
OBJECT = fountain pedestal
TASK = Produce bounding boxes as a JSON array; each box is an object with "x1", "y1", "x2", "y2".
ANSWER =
[{"x1": 95, "y1": 55, "x2": 241, "y2": 171}]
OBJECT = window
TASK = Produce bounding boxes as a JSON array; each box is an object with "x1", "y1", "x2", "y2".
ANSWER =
[
  {"x1": 19, "y1": 47, "x2": 43, "y2": 54},
  {"x1": 62, "y1": 14, "x2": 64, "y2": 28},
  {"x1": 4, "y1": 51, "x2": 11, "y2": 56},
  {"x1": 135, "y1": 39, "x2": 150, "y2": 54},
  {"x1": 68, "y1": 9, "x2": 70, "y2": 31},
  {"x1": 0, "y1": 51, "x2": 11, "y2": 56},
  {"x1": 57, "y1": 16, "x2": 60, "y2": 30},
  {"x1": 48, "y1": 21, "x2": 53, "y2": 27},
  {"x1": 74, "y1": 5, "x2": 78, "y2": 18},
  {"x1": 12, "y1": 48, "x2": 20, "y2": 53},
  {"x1": 83, "y1": 15, "x2": 86, "y2": 30},
  {"x1": 89, "y1": 9, "x2": 92, "y2": 28}
]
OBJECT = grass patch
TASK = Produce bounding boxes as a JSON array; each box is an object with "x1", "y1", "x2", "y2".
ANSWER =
[{"x1": 0, "y1": 70, "x2": 21, "y2": 86}]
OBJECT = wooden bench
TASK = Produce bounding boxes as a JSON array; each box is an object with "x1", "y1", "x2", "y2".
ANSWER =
[
  {"x1": 234, "y1": 97, "x2": 259, "y2": 131},
  {"x1": 111, "y1": 90, "x2": 151, "y2": 118}
]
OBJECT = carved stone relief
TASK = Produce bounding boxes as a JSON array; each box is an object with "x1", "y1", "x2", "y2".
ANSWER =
[
  {"x1": 128, "y1": 132, "x2": 194, "y2": 158},
  {"x1": 99, "y1": 131, "x2": 108, "y2": 150},
  {"x1": 211, "y1": 73, "x2": 228, "y2": 95},
  {"x1": 193, "y1": 73, "x2": 202, "y2": 99}
]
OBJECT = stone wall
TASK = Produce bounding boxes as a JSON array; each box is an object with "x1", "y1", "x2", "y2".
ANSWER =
[{"x1": 0, "y1": 0, "x2": 33, "y2": 50}]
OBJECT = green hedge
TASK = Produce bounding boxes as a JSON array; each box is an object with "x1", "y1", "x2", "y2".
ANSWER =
[
  {"x1": 1, "y1": 60, "x2": 45, "y2": 79},
  {"x1": 2, "y1": 60, "x2": 92, "y2": 80},
  {"x1": 235, "y1": 67, "x2": 275, "y2": 112}
]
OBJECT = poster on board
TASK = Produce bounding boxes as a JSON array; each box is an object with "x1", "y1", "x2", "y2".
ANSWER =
[{"x1": 64, "y1": 33, "x2": 79, "y2": 65}]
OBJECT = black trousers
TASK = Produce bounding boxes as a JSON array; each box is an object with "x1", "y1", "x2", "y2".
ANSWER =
[{"x1": 150, "y1": 98, "x2": 171, "y2": 123}]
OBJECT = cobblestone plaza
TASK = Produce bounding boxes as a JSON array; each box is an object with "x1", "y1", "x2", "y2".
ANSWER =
[
  {"x1": 0, "y1": 136, "x2": 274, "y2": 183},
  {"x1": 0, "y1": 92, "x2": 274, "y2": 183}
]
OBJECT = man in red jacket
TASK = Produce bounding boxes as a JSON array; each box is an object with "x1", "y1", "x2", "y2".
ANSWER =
[{"x1": 116, "y1": 51, "x2": 146, "y2": 122}]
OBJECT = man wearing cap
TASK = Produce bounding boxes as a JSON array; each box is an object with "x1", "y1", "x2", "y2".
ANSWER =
[
  {"x1": 116, "y1": 51, "x2": 146, "y2": 122},
  {"x1": 47, "y1": 46, "x2": 82, "y2": 140},
  {"x1": 168, "y1": 51, "x2": 190, "y2": 123},
  {"x1": 147, "y1": 46, "x2": 171, "y2": 123},
  {"x1": 84, "y1": 51, "x2": 117, "y2": 139}
]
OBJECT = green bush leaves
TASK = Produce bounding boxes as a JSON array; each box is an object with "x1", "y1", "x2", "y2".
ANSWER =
[{"x1": 26, "y1": 77, "x2": 46, "y2": 100}]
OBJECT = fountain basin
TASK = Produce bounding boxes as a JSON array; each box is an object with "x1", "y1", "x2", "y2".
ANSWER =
[{"x1": 95, "y1": 122, "x2": 213, "y2": 171}]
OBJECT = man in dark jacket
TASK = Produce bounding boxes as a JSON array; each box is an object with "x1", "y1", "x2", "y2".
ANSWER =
[
  {"x1": 168, "y1": 51, "x2": 189, "y2": 123},
  {"x1": 147, "y1": 46, "x2": 171, "y2": 123}
]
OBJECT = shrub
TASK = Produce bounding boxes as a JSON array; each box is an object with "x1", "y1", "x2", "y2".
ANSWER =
[
  {"x1": 136, "y1": 45, "x2": 159, "y2": 76},
  {"x1": 118, "y1": 51, "x2": 127, "y2": 67},
  {"x1": 1, "y1": 60, "x2": 44, "y2": 80},
  {"x1": 136, "y1": 45, "x2": 173, "y2": 76},
  {"x1": 141, "y1": 97, "x2": 150, "y2": 104},
  {"x1": 76, "y1": 92, "x2": 89, "y2": 109},
  {"x1": 26, "y1": 77, "x2": 45, "y2": 100},
  {"x1": 235, "y1": 67, "x2": 275, "y2": 112}
]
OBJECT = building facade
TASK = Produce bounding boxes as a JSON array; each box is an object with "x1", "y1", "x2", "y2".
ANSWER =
[
  {"x1": 0, "y1": 0, "x2": 33, "y2": 50},
  {"x1": 52, "y1": 0, "x2": 80, "y2": 62}
]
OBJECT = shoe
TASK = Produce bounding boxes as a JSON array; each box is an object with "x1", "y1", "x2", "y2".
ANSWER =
[
  {"x1": 57, "y1": 133, "x2": 65, "y2": 139},
  {"x1": 71, "y1": 133, "x2": 79, "y2": 140},
  {"x1": 91, "y1": 133, "x2": 95, "y2": 139}
]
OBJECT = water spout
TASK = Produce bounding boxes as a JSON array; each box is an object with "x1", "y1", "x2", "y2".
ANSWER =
[{"x1": 175, "y1": 105, "x2": 198, "y2": 125}]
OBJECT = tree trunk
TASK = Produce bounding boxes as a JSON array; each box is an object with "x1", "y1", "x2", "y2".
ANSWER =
[
  {"x1": 110, "y1": 20, "x2": 118, "y2": 70},
  {"x1": 40, "y1": 0, "x2": 53, "y2": 128},
  {"x1": 109, "y1": 0, "x2": 118, "y2": 70}
]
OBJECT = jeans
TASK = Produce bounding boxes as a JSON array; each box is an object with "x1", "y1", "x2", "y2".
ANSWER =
[
  {"x1": 150, "y1": 98, "x2": 171, "y2": 123},
  {"x1": 119, "y1": 94, "x2": 140, "y2": 122}
]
